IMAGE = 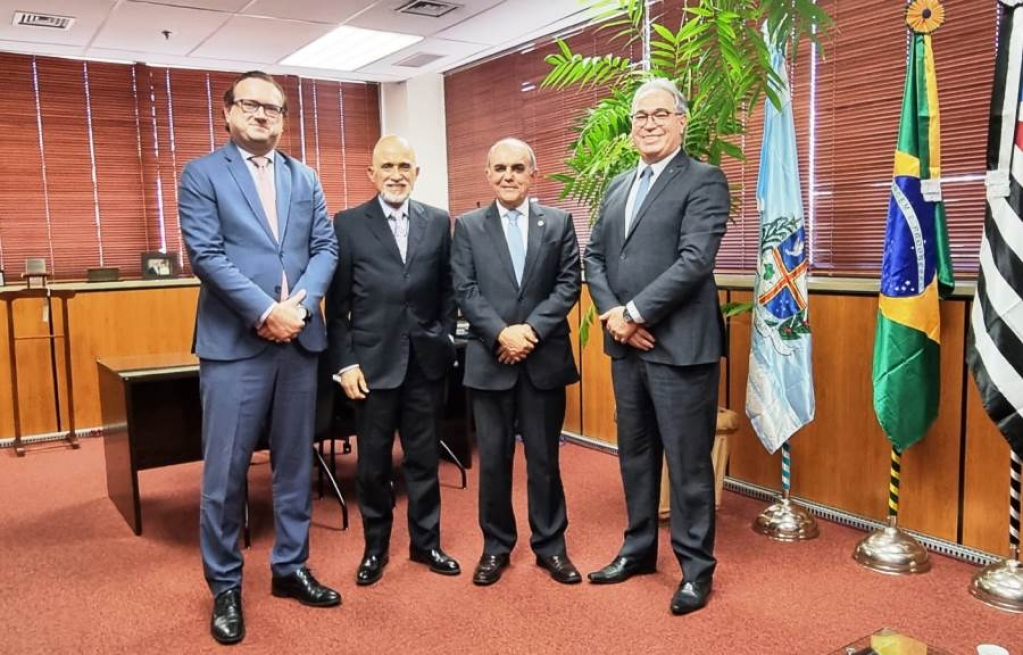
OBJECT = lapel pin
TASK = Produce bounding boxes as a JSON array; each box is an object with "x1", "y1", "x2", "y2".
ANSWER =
[{"x1": 537, "y1": 220, "x2": 544, "y2": 226}]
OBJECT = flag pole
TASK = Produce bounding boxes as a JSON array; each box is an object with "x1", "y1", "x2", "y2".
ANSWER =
[
  {"x1": 969, "y1": 451, "x2": 1023, "y2": 612},
  {"x1": 853, "y1": 446, "x2": 931, "y2": 574},
  {"x1": 752, "y1": 440, "x2": 818, "y2": 540}
]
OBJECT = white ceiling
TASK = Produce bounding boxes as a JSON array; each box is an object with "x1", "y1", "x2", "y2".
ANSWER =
[{"x1": 0, "y1": 0, "x2": 599, "y2": 83}]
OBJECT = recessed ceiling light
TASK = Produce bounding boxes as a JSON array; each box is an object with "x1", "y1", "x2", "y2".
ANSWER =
[{"x1": 281, "y1": 25, "x2": 423, "y2": 71}]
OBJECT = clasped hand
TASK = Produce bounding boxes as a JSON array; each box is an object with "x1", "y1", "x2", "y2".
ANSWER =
[
  {"x1": 599, "y1": 306, "x2": 656, "y2": 351},
  {"x1": 257, "y1": 289, "x2": 308, "y2": 343},
  {"x1": 497, "y1": 324, "x2": 538, "y2": 365}
]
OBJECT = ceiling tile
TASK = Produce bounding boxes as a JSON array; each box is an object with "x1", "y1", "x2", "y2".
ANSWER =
[
  {"x1": 346, "y1": 0, "x2": 504, "y2": 39},
  {"x1": 91, "y1": 2, "x2": 232, "y2": 56},
  {"x1": 190, "y1": 15, "x2": 334, "y2": 64},
  {"x1": 242, "y1": 0, "x2": 369, "y2": 24},
  {"x1": 0, "y1": 0, "x2": 114, "y2": 47}
]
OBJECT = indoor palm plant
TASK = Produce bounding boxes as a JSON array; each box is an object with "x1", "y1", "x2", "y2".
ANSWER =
[{"x1": 543, "y1": 0, "x2": 831, "y2": 339}]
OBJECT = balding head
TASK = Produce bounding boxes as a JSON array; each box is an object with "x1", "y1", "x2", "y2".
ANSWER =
[{"x1": 369, "y1": 134, "x2": 420, "y2": 207}]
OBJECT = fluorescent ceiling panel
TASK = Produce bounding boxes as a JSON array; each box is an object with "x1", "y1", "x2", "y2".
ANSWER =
[{"x1": 281, "y1": 24, "x2": 422, "y2": 71}]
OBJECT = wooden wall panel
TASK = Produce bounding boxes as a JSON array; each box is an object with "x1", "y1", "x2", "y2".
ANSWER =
[
  {"x1": 0, "y1": 297, "x2": 62, "y2": 439},
  {"x1": 66, "y1": 287, "x2": 198, "y2": 429},
  {"x1": 0, "y1": 300, "x2": 10, "y2": 437},
  {"x1": 728, "y1": 292, "x2": 965, "y2": 541},
  {"x1": 724, "y1": 290, "x2": 780, "y2": 489},
  {"x1": 563, "y1": 302, "x2": 582, "y2": 434},
  {"x1": 962, "y1": 374, "x2": 1013, "y2": 556},
  {"x1": 578, "y1": 286, "x2": 616, "y2": 444}
]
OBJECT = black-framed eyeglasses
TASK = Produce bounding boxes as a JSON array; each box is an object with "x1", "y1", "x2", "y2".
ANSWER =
[
  {"x1": 631, "y1": 109, "x2": 679, "y2": 126},
  {"x1": 233, "y1": 99, "x2": 286, "y2": 119}
]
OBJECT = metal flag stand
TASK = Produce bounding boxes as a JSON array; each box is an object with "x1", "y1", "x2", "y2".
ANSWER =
[
  {"x1": 752, "y1": 441, "x2": 818, "y2": 540},
  {"x1": 853, "y1": 446, "x2": 931, "y2": 574},
  {"x1": 969, "y1": 450, "x2": 1023, "y2": 612}
]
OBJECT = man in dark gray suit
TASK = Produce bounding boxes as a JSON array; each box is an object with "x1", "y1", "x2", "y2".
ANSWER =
[
  {"x1": 179, "y1": 71, "x2": 341, "y2": 645},
  {"x1": 584, "y1": 79, "x2": 730, "y2": 615},
  {"x1": 327, "y1": 135, "x2": 460, "y2": 586},
  {"x1": 451, "y1": 138, "x2": 583, "y2": 587}
]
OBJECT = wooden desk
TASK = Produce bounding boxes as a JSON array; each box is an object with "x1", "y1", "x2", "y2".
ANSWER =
[{"x1": 98, "y1": 353, "x2": 202, "y2": 535}]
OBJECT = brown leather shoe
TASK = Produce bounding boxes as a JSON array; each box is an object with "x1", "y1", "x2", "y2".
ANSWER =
[
  {"x1": 536, "y1": 553, "x2": 582, "y2": 584},
  {"x1": 271, "y1": 567, "x2": 341, "y2": 607},
  {"x1": 472, "y1": 553, "x2": 510, "y2": 586}
]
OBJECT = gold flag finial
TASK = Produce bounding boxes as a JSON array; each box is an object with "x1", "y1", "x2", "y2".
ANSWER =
[{"x1": 906, "y1": 0, "x2": 945, "y2": 34}]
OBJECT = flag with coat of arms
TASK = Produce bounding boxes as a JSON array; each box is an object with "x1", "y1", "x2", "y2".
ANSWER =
[{"x1": 745, "y1": 33, "x2": 816, "y2": 454}]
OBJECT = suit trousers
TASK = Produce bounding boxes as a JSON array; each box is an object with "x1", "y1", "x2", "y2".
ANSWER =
[
  {"x1": 472, "y1": 375, "x2": 568, "y2": 558},
  {"x1": 354, "y1": 354, "x2": 444, "y2": 555},
  {"x1": 611, "y1": 352, "x2": 719, "y2": 583},
  {"x1": 199, "y1": 342, "x2": 317, "y2": 595}
]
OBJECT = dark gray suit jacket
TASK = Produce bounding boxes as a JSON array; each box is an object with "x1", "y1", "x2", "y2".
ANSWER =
[
  {"x1": 326, "y1": 197, "x2": 456, "y2": 389},
  {"x1": 584, "y1": 150, "x2": 730, "y2": 366},
  {"x1": 451, "y1": 201, "x2": 581, "y2": 391}
]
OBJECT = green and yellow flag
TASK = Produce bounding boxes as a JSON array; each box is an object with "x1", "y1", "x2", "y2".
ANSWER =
[{"x1": 873, "y1": 1, "x2": 955, "y2": 452}]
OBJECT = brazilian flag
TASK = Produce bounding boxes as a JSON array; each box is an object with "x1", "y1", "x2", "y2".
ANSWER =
[{"x1": 873, "y1": 25, "x2": 955, "y2": 452}]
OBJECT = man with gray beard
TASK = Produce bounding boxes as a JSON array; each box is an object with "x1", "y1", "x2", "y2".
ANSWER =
[{"x1": 326, "y1": 135, "x2": 460, "y2": 586}]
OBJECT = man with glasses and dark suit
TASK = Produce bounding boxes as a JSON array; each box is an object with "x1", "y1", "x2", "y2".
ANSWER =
[
  {"x1": 180, "y1": 70, "x2": 341, "y2": 646},
  {"x1": 451, "y1": 138, "x2": 583, "y2": 587},
  {"x1": 584, "y1": 78, "x2": 730, "y2": 616}
]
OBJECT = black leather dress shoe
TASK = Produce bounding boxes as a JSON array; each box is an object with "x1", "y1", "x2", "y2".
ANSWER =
[
  {"x1": 587, "y1": 555, "x2": 657, "y2": 584},
  {"x1": 670, "y1": 579, "x2": 712, "y2": 615},
  {"x1": 271, "y1": 567, "x2": 341, "y2": 607},
  {"x1": 210, "y1": 588, "x2": 244, "y2": 645},
  {"x1": 536, "y1": 553, "x2": 582, "y2": 584},
  {"x1": 410, "y1": 548, "x2": 461, "y2": 576},
  {"x1": 472, "y1": 553, "x2": 510, "y2": 586},
  {"x1": 356, "y1": 554, "x2": 389, "y2": 586}
]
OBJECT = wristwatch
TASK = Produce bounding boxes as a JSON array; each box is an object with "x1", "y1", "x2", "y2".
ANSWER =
[
  {"x1": 296, "y1": 305, "x2": 312, "y2": 323},
  {"x1": 622, "y1": 306, "x2": 635, "y2": 324}
]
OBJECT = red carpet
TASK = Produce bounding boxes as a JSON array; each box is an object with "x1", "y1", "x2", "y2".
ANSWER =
[{"x1": 0, "y1": 438, "x2": 1018, "y2": 654}]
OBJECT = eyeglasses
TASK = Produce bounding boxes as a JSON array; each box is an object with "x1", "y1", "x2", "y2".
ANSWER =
[
  {"x1": 233, "y1": 99, "x2": 286, "y2": 119},
  {"x1": 631, "y1": 109, "x2": 679, "y2": 126}
]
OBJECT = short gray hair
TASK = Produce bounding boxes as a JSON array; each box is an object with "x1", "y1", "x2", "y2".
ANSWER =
[
  {"x1": 487, "y1": 138, "x2": 538, "y2": 170},
  {"x1": 631, "y1": 78, "x2": 688, "y2": 116}
]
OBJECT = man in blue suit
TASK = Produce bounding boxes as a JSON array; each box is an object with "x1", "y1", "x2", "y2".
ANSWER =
[{"x1": 179, "y1": 71, "x2": 340, "y2": 645}]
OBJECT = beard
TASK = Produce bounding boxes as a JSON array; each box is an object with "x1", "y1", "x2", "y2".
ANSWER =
[{"x1": 380, "y1": 188, "x2": 410, "y2": 205}]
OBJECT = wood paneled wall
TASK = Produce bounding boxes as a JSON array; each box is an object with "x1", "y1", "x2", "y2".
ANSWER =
[
  {"x1": 576, "y1": 286, "x2": 1013, "y2": 557},
  {"x1": 3, "y1": 282, "x2": 1016, "y2": 557}
]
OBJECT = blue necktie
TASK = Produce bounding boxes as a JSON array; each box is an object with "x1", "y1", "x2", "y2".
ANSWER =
[
  {"x1": 506, "y1": 210, "x2": 526, "y2": 285},
  {"x1": 627, "y1": 166, "x2": 653, "y2": 233}
]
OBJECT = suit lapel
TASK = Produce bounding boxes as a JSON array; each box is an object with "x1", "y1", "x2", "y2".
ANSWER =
[
  {"x1": 363, "y1": 198, "x2": 404, "y2": 264},
  {"x1": 403, "y1": 201, "x2": 427, "y2": 269},
  {"x1": 223, "y1": 143, "x2": 277, "y2": 245},
  {"x1": 483, "y1": 202, "x2": 519, "y2": 289},
  {"x1": 624, "y1": 151, "x2": 690, "y2": 245},
  {"x1": 276, "y1": 153, "x2": 293, "y2": 244},
  {"x1": 518, "y1": 202, "x2": 545, "y2": 292},
  {"x1": 606, "y1": 176, "x2": 630, "y2": 253}
]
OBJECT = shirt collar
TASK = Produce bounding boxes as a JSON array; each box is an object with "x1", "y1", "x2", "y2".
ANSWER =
[
  {"x1": 498, "y1": 199, "x2": 530, "y2": 220},
  {"x1": 378, "y1": 196, "x2": 410, "y2": 218},
  {"x1": 637, "y1": 147, "x2": 680, "y2": 179},
  {"x1": 236, "y1": 144, "x2": 276, "y2": 165}
]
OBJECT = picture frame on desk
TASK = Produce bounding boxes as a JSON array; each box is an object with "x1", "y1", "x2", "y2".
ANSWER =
[
  {"x1": 141, "y1": 252, "x2": 178, "y2": 280},
  {"x1": 0, "y1": 269, "x2": 5, "y2": 287}
]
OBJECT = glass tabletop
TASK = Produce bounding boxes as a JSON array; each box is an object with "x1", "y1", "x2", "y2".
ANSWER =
[{"x1": 829, "y1": 628, "x2": 951, "y2": 655}]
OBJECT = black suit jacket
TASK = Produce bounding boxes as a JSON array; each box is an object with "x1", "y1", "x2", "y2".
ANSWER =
[
  {"x1": 326, "y1": 197, "x2": 456, "y2": 389},
  {"x1": 451, "y1": 201, "x2": 581, "y2": 392},
  {"x1": 584, "y1": 150, "x2": 730, "y2": 366}
]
